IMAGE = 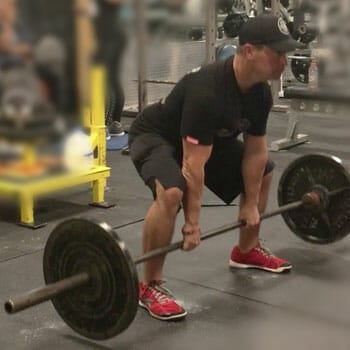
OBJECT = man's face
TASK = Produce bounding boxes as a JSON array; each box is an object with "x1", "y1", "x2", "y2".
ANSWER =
[{"x1": 252, "y1": 46, "x2": 288, "y2": 81}]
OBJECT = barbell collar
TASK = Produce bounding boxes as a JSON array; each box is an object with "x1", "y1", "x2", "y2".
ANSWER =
[{"x1": 5, "y1": 272, "x2": 90, "y2": 314}]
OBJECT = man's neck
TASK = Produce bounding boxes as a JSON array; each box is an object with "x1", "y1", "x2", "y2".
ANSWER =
[{"x1": 233, "y1": 55, "x2": 260, "y2": 93}]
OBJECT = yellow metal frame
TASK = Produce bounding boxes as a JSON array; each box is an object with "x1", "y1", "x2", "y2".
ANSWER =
[{"x1": 0, "y1": 65, "x2": 111, "y2": 227}]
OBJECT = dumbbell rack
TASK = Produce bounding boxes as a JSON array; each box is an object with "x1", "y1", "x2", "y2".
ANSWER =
[{"x1": 0, "y1": 66, "x2": 113, "y2": 228}]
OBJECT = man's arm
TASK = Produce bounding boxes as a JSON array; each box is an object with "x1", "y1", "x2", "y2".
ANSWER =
[
  {"x1": 0, "y1": 25, "x2": 14, "y2": 53},
  {"x1": 181, "y1": 139, "x2": 212, "y2": 250},
  {"x1": 242, "y1": 133, "x2": 268, "y2": 207},
  {"x1": 5, "y1": 42, "x2": 31, "y2": 57},
  {"x1": 0, "y1": 25, "x2": 32, "y2": 58},
  {"x1": 182, "y1": 139, "x2": 212, "y2": 224}
]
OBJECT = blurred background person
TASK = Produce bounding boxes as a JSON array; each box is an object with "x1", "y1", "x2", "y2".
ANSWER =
[
  {"x1": 77, "y1": 0, "x2": 129, "y2": 136},
  {"x1": 0, "y1": 0, "x2": 32, "y2": 70},
  {"x1": 0, "y1": 0, "x2": 67, "y2": 113}
]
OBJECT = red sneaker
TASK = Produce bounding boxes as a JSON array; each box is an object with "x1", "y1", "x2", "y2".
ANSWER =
[
  {"x1": 229, "y1": 244, "x2": 292, "y2": 273},
  {"x1": 139, "y1": 281, "x2": 187, "y2": 321}
]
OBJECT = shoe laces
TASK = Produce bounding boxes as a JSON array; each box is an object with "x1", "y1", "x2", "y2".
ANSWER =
[
  {"x1": 255, "y1": 241, "x2": 275, "y2": 258},
  {"x1": 147, "y1": 281, "x2": 173, "y2": 305}
]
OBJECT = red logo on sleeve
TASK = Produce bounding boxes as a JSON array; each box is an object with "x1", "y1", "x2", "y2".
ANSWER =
[{"x1": 186, "y1": 136, "x2": 199, "y2": 145}]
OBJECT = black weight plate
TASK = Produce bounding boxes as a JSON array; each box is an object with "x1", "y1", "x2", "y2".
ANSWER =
[
  {"x1": 291, "y1": 55, "x2": 310, "y2": 84},
  {"x1": 223, "y1": 12, "x2": 248, "y2": 38},
  {"x1": 43, "y1": 218, "x2": 139, "y2": 340},
  {"x1": 278, "y1": 154, "x2": 350, "y2": 244},
  {"x1": 188, "y1": 28, "x2": 203, "y2": 41}
]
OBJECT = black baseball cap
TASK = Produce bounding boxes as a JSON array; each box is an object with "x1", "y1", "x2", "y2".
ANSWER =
[{"x1": 239, "y1": 14, "x2": 306, "y2": 52}]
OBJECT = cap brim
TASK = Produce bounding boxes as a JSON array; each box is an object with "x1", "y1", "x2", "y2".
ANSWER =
[{"x1": 267, "y1": 38, "x2": 306, "y2": 52}]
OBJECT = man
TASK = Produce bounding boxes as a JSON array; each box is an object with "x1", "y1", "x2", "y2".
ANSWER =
[
  {"x1": 76, "y1": 0, "x2": 128, "y2": 134},
  {"x1": 92, "y1": 0, "x2": 128, "y2": 135},
  {"x1": 129, "y1": 14, "x2": 305, "y2": 321},
  {"x1": 0, "y1": 0, "x2": 66, "y2": 111},
  {"x1": 0, "y1": 0, "x2": 32, "y2": 69}
]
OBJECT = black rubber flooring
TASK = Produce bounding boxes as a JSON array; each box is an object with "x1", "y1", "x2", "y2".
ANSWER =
[{"x1": 0, "y1": 110, "x2": 350, "y2": 350}]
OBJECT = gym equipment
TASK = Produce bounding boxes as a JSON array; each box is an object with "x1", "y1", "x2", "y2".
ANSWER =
[
  {"x1": 0, "y1": 66, "x2": 62, "y2": 141},
  {"x1": 188, "y1": 28, "x2": 204, "y2": 41},
  {"x1": 33, "y1": 34, "x2": 67, "y2": 76},
  {"x1": 223, "y1": 12, "x2": 248, "y2": 38},
  {"x1": 290, "y1": 54, "x2": 311, "y2": 84},
  {"x1": 106, "y1": 133, "x2": 129, "y2": 151},
  {"x1": 4, "y1": 154, "x2": 350, "y2": 340},
  {"x1": 0, "y1": 66, "x2": 112, "y2": 228},
  {"x1": 264, "y1": 0, "x2": 290, "y2": 7},
  {"x1": 278, "y1": 154, "x2": 350, "y2": 243},
  {"x1": 217, "y1": 0, "x2": 234, "y2": 13},
  {"x1": 294, "y1": 23, "x2": 319, "y2": 44},
  {"x1": 291, "y1": 1, "x2": 319, "y2": 44},
  {"x1": 217, "y1": 44, "x2": 237, "y2": 61}
]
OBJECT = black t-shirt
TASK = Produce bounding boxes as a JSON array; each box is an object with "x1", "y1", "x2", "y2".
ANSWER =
[{"x1": 130, "y1": 56, "x2": 273, "y2": 148}]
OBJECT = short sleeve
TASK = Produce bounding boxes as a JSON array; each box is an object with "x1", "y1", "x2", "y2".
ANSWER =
[{"x1": 180, "y1": 75, "x2": 217, "y2": 145}]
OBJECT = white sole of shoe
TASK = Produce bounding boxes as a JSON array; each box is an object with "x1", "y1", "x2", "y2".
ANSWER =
[
  {"x1": 109, "y1": 132, "x2": 125, "y2": 137},
  {"x1": 139, "y1": 300, "x2": 188, "y2": 321},
  {"x1": 229, "y1": 260, "x2": 292, "y2": 273}
]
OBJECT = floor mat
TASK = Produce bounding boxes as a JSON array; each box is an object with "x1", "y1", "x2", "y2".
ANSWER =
[{"x1": 107, "y1": 133, "x2": 129, "y2": 151}]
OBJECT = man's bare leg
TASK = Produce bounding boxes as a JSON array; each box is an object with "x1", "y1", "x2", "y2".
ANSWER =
[
  {"x1": 238, "y1": 172, "x2": 273, "y2": 253},
  {"x1": 143, "y1": 180, "x2": 183, "y2": 283}
]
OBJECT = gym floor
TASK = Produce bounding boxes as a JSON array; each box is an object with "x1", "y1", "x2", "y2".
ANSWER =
[{"x1": 0, "y1": 110, "x2": 349, "y2": 350}]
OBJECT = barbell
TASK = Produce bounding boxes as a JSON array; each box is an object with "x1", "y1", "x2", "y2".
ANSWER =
[{"x1": 4, "y1": 154, "x2": 350, "y2": 341}]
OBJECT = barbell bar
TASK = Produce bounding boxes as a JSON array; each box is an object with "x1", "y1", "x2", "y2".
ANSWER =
[
  {"x1": 133, "y1": 79, "x2": 177, "y2": 85},
  {"x1": 3, "y1": 196, "x2": 307, "y2": 315},
  {"x1": 135, "y1": 193, "x2": 319, "y2": 264},
  {"x1": 4, "y1": 153, "x2": 350, "y2": 341}
]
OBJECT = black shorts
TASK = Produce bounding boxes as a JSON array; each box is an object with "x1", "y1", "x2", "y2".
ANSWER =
[{"x1": 129, "y1": 134, "x2": 275, "y2": 204}]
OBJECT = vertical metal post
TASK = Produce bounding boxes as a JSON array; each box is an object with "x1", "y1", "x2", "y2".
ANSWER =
[
  {"x1": 290, "y1": 0, "x2": 301, "y2": 9},
  {"x1": 256, "y1": 0, "x2": 264, "y2": 15},
  {"x1": 271, "y1": 0, "x2": 281, "y2": 104},
  {"x1": 134, "y1": 0, "x2": 148, "y2": 112},
  {"x1": 244, "y1": 0, "x2": 251, "y2": 15},
  {"x1": 271, "y1": 0, "x2": 288, "y2": 112},
  {"x1": 90, "y1": 67, "x2": 106, "y2": 128},
  {"x1": 74, "y1": 0, "x2": 95, "y2": 121},
  {"x1": 90, "y1": 66, "x2": 107, "y2": 167},
  {"x1": 271, "y1": 0, "x2": 281, "y2": 15},
  {"x1": 205, "y1": 0, "x2": 217, "y2": 64}
]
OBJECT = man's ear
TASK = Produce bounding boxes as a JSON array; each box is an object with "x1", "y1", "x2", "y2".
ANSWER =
[{"x1": 241, "y1": 44, "x2": 255, "y2": 60}]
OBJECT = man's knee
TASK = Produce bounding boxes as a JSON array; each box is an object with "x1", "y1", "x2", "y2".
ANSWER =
[{"x1": 155, "y1": 180, "x2": 183, "y2": 212}]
